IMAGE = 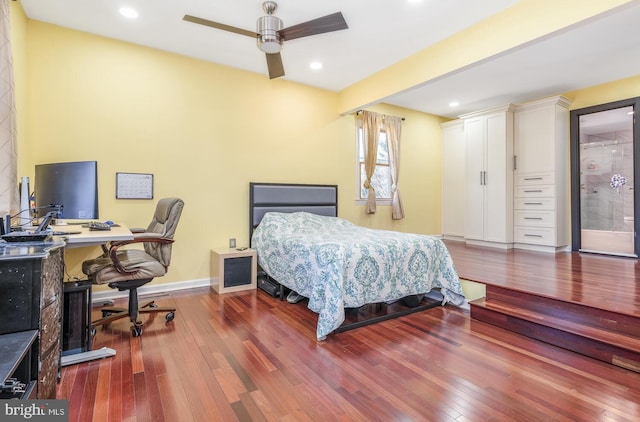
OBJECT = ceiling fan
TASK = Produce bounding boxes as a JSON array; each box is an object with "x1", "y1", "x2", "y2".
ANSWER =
[{"x1": 183, "y1": 1, "x2": 348, "y2": 79}]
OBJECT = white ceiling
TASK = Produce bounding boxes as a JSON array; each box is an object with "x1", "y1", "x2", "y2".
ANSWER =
[{"x1": 18, "y1": 0, "x2": 640, "y2": 118}]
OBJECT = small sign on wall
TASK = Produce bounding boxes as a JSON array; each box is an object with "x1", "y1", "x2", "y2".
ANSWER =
[{"x1": 116, "y1": 172, "x2": 154, "y2": 199}]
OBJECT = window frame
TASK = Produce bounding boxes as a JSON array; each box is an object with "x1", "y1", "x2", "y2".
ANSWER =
[{"x1": 355, "y1": 121, "x2": 392, "y2": 206}]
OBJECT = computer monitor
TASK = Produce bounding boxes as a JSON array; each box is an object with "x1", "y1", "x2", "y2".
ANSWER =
[{"x1": 34, "y1": 161, "x2": 99, "y2": 219}]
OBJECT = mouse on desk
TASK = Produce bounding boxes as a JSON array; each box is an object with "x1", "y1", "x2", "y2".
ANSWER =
[{"x1": 104, "y1": 220, "x2": 114, "y2": 226}]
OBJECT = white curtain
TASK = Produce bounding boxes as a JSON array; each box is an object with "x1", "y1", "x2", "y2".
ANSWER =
[
  {"x1": 359, "y1": 110, "x2": 383, "y2": 214},
  {"x1": 0, "y1": 0, "x2": 18, "y2": 218},
  {"x1": 385, "y1": 115, "x2": 404, "y2": 219}
]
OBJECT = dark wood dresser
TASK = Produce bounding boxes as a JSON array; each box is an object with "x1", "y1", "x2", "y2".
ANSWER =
[{"x1": 0, "y1": 240, "x2": 65, "y2": 399}]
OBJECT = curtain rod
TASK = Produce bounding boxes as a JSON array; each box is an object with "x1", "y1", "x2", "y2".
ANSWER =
[{"x1": 355, "y1": 110, "x2": 405, "y2": 121}]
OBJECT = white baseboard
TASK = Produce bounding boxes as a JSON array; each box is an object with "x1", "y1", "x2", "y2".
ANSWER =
[
  {"x1": 91, "y1": 278, "x2": 211, "y2": 304},
  {"x1": 513, "y1": 243, "x2": 570, "y2": 253}
]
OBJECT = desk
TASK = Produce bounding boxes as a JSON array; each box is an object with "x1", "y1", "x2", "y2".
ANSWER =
[
  {"x1": 51, "y1": 224, "x2": 134, "y2": 366},
  {"x1": 52, "y1": 224, "x2": 134, "y2": 248}
]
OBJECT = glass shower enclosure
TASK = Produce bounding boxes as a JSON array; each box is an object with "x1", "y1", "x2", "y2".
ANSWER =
[{"x1": 574, "y1": 105, "x2": 636, "y2": 256}]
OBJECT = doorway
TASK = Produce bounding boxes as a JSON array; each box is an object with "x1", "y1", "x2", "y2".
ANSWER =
[{"x1": 570, "y1": 97, "x2": 639, "y2": 257}]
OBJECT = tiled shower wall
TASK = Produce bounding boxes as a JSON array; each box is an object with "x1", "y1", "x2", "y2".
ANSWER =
[{"x1": 580, "y1": 130, "x2": 634, "y2": 232}]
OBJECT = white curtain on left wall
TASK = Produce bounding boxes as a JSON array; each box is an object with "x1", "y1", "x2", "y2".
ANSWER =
[{"x1": 0, "y1": 0, "x2": 18, "y2": 218}]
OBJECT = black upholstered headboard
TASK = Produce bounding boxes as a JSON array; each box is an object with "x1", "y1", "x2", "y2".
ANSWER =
[{"x1": 249, "y1": 182, "x2": 338, "y2": 238}]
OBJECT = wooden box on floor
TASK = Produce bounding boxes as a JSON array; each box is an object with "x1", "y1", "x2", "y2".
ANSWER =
[{"x1": 210, "y1": 248, "x2": 257, "y2": 294}]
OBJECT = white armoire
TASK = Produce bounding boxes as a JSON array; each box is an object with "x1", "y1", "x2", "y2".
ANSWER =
[
  {"x1": 461, "y1": 105, "x2": 515, "y2": 248},
  {"x1": 441, "y1": 97, "x2": 571, "y2": 252}
]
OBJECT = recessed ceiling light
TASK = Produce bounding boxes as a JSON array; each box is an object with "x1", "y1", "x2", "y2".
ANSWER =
[
  {"x1": 119, "y1": 7, "x2": 139, "y2": 19},
  {"x1": 449, "y1": 101, "x2": 460, "y2": 108},
  {"x1": 310, "y1": 61, "x2": 323, "y2": 70}
]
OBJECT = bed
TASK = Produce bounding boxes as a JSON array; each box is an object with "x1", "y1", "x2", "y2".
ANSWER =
[{"x1": 249, "y1": 182, "x2": 466, "y2": 340}]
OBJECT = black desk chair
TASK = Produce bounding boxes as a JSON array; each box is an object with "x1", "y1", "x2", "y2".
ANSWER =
[{"x1": 82, "y1": 197, "x2": 184, "y2": 337}]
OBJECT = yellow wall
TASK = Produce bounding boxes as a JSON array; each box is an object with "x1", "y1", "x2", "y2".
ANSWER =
[
  {"x1": 16, "y1": 20, "x2": 444, "y2": 286},
  {"x1": 564, "y1": 74, "x2": 640, "y2": 111}
]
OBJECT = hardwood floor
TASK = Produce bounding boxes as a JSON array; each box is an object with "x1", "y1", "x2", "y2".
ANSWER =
[
  {"x1": 444, "y1": 240, "x2": 640, "y2": 316},
  {"x1": 58, "y1": 281, "x2": 640, "y2": 421}
]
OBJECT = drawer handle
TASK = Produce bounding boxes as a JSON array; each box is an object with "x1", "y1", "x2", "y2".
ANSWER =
[
  {"x1": 524, "y1": 234, "x2": 543, "y2": 238},
  {"x1": 524, "y1": 202, "x2": 543, "y2": 205},
  {"x1": 42, "y1": 324, "x2": 48, "y2": 333},
  {"x1": 524, "y1": 190, "x2": 543, "y2": 193},
  {"x1": 524, "y1": 217, "x2": 543, "y2": 220},
  {"x1": 524, "y1": 177, "x2": 543, "y2": 181}
]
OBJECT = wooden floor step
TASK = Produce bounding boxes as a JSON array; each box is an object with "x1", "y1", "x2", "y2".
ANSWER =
[
  {"x1": 473, "y1": 298, "x2": 640, "y2": 352},
  {"x1": 483, "y1": 285, "x2": 640, "y2": 337},
  {"x1": 470, "y1": 298, "x2": 640, "y2": 372}
]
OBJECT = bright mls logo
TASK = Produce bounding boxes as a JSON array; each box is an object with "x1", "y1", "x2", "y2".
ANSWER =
[{"x1": 1, "y1": 401, "x2": 68, "y2": 421}]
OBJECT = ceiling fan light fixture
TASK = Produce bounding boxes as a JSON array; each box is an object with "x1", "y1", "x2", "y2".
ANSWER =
[
  {"x1": 257, "y1": 15, "x2": 283, "y2": 53},
  {"x1": 184, "y1": 1, "x2": 347, "y2": 79}
]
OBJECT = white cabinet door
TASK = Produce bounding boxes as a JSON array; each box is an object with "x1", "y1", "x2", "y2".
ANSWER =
[
  {"x1": 485, "y1": 111, "x2": 513, "y2": 243},
  {"x1": 441, "y1": 120, "x2": 466, "y2": 238},
  {"x1": 515, "y1": 106, "x2": 555, "y2": 174},
  {"x1": 464, "y1": 117, "x2": 486, "y2": 241}
]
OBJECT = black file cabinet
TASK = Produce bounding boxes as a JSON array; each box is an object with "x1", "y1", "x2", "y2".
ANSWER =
[{"x1": 0, "y1": 242, "x2": 65, "y2": 399}]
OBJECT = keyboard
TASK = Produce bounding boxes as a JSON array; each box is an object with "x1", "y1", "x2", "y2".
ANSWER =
[{"x1": 88, "y1": 221, "x2": 111, "y2": 231}]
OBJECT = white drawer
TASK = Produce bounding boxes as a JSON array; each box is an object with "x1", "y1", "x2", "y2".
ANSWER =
[
  {"x1": 515, "y1": 210, "x2": 555, "y2": 227},
  {"x1": 516, "y1": 185, "x2": 555, "y2": 198},
  {"x1": 514, "y1": 197, "x2": 555, "y2": 210},
  {"x1": 516, "y1": 172, "x2": 554, "y2": 186},
  {"x1": 515, "y1": 226, "x2": 556, "y2": 246}
]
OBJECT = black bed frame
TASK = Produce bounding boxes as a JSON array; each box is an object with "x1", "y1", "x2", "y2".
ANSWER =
[{"x1": 249, "y1": 182, "x2": 440, "y2": 337}]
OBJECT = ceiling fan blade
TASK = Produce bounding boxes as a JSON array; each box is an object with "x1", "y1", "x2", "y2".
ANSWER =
[
  {"x1": 266, "y1": 53, "x2": 285, "y2": 79},
  {"x1": 183, "y1": 15, "x2": 258, "y2": 38},
  {"x1": 278, "y1": 12, "x2": 348, "y2": 41}
]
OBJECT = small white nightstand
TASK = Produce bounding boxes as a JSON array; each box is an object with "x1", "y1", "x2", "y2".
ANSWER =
[{"x1": 210, "y1": 248, "x2": 257, "y2": 294}]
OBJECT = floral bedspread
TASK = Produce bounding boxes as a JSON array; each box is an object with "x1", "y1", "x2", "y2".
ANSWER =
[{"x1": 251, "y1": 212, "x2": 465, "y2": 340}]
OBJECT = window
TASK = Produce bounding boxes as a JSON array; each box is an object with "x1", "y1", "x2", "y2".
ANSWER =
[{"x1": 356, "y1": 124, "x2": 392, "y2": 203}]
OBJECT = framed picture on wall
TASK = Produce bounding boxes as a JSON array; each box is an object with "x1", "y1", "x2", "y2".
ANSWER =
[{"x1": 116, "y1": 172, "x2": 154, "y2": 199}]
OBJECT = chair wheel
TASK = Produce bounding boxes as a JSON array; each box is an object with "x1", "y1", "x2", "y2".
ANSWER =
[
  {"x1": 132, "y1": 325, "x2": 143, "y2": 337},
  {"x1": 165, "y1": 312, "x2": 175, "y2": 322}
]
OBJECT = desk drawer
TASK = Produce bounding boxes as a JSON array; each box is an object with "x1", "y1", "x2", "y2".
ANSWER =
[
  {"x1": 42, "y1": 249, "x2": 63, "y2": 308},
  {"x1": 40, "y1": 300, "x2": 61, "y2": 356},
  {"x1": 38, "y1": 347, "x2": 59, "y2": 399}
]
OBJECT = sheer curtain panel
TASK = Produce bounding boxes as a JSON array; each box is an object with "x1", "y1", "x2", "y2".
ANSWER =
[
  {"x1": 359, "y1": 111, "x2": 383, "y2": 214},
  {"x1": 385, "y1": 116, "x2": 404, "y2": 220},
  {"x1": 0, "y1": 0, "x2": 18, "y2": 218}
]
